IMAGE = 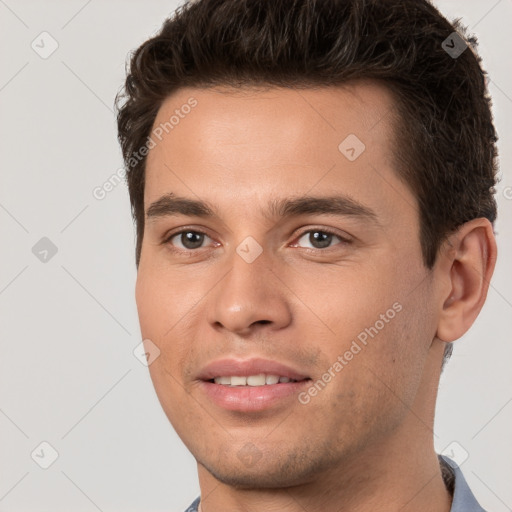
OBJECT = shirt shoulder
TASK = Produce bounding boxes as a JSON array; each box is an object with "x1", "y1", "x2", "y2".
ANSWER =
[
  {"x1": 183, "y1": 496, "x2": 200, "y2": 512},
  {"x1": 440, "y1": 455, "x2": 487, "y2": 512}
]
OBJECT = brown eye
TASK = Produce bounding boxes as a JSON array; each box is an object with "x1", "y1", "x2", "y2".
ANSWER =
[
  {"x1": 295, "y1": 230, "x2": 348, "y2": 250},
  {"x1": 168, "y1": 230, "x2": 211, "y2": 250}
]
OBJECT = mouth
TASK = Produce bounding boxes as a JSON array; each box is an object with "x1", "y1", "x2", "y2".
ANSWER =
[
  {"x1": 206, "y1": 374, "x2": 306, "y2": 386},
  {"x1": 197, "y1": 358, "x2": 312, "y2": 412}
]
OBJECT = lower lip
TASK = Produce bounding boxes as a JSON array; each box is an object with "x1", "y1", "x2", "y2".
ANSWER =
[{"x1": 199, "y1": 380, "x2": 311, "y2": 411}]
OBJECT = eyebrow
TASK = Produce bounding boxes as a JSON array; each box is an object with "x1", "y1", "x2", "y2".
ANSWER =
[{"x1": 146, "y1": 192, "x2": 379, "y2": 224}]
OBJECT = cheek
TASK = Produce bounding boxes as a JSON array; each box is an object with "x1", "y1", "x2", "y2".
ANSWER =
[
  {"x1": 346, "y1": 282, "x2": 435, "y2": 414},
  {"x1": 135, "y1": 268, "x2": 199, "y2": 436},
  {"x1": 135, "y1": 258, "x2": 201, "y2": 340},
  {"x1": 135, "y1": 265, "x2": 192, "y2": 386},
  {"x1": 135, "y1": 260, "x2": 216, "y2": 394},
  {"x1": 294, "y1": 261, "x2": 400, "y2": 345},
  {"x1": 307, "y1": 259, "x2": 431, "y2": 396}
]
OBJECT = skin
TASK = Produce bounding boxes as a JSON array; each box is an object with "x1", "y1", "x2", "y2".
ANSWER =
[{"x1": 136, "y1": 83, "x2": 497, "y2": 512}]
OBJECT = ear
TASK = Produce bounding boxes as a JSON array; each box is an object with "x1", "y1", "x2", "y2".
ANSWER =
[{"x1": 435, "y1": 218, "x2": 497, "y2": 343}]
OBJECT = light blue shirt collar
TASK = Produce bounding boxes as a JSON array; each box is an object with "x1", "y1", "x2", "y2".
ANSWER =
[{"x1": 440, "y1": 455, "x2": 487, "y2": 512}]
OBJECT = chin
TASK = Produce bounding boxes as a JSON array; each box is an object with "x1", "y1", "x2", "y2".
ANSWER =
[{"x1": 197, "y1": 449, "x2": 337, "y2": 489}]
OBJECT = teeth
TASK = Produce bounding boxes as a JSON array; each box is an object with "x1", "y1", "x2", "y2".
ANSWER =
[
  {"x1": 213, "y1": 374, "x2": 298, "y2": 386},
  {"x1": 265, "y1": 375, "x2": 279, "y2": 385},
  {"x1": 230, "y1": 376, "x2": 247, "y2": 386},
  {"x1": 247, "y1": 374, "x2": 266, "y2": 386}
]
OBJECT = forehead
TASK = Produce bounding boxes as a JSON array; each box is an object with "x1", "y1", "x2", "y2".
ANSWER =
[{"x1": 143, "y1": 83, "x2": 411, "y2": 224}]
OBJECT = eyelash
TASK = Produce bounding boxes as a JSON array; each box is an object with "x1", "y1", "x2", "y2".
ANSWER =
[{"x1": 162, "y1": 227, "x2": 352, "y2": 253}]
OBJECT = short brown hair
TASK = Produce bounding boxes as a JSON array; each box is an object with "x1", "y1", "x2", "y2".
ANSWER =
[{"x1": 116, "y1": 0, "x2": 498, "y2": 273}]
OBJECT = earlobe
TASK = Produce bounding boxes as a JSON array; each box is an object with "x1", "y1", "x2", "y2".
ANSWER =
[{"x1": 436, "y1": 219, "x2": 497, "y2": 343}]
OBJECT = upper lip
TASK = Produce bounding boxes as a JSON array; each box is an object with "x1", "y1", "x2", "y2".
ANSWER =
[{"x1": 197, "y1": 357, "x2": 310, "y2": 381}]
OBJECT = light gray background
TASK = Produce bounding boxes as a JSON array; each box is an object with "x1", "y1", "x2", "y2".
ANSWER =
[{"x1": 0, "y1": 1, "x2": 511, "y2": 511}]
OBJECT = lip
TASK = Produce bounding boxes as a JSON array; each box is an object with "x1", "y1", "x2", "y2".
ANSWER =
[{"x1": 197, "y1": 357, "x2": 312, "y2": 412}]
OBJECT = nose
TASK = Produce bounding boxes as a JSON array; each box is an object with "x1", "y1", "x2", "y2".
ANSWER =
[{"x1": 208, "y1": 248, "x2": 292, "y2": 336}]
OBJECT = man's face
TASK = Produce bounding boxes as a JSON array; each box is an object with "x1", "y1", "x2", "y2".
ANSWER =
[{"x1": 136, "y1": 84, "x2": 440, "y2": 487}]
